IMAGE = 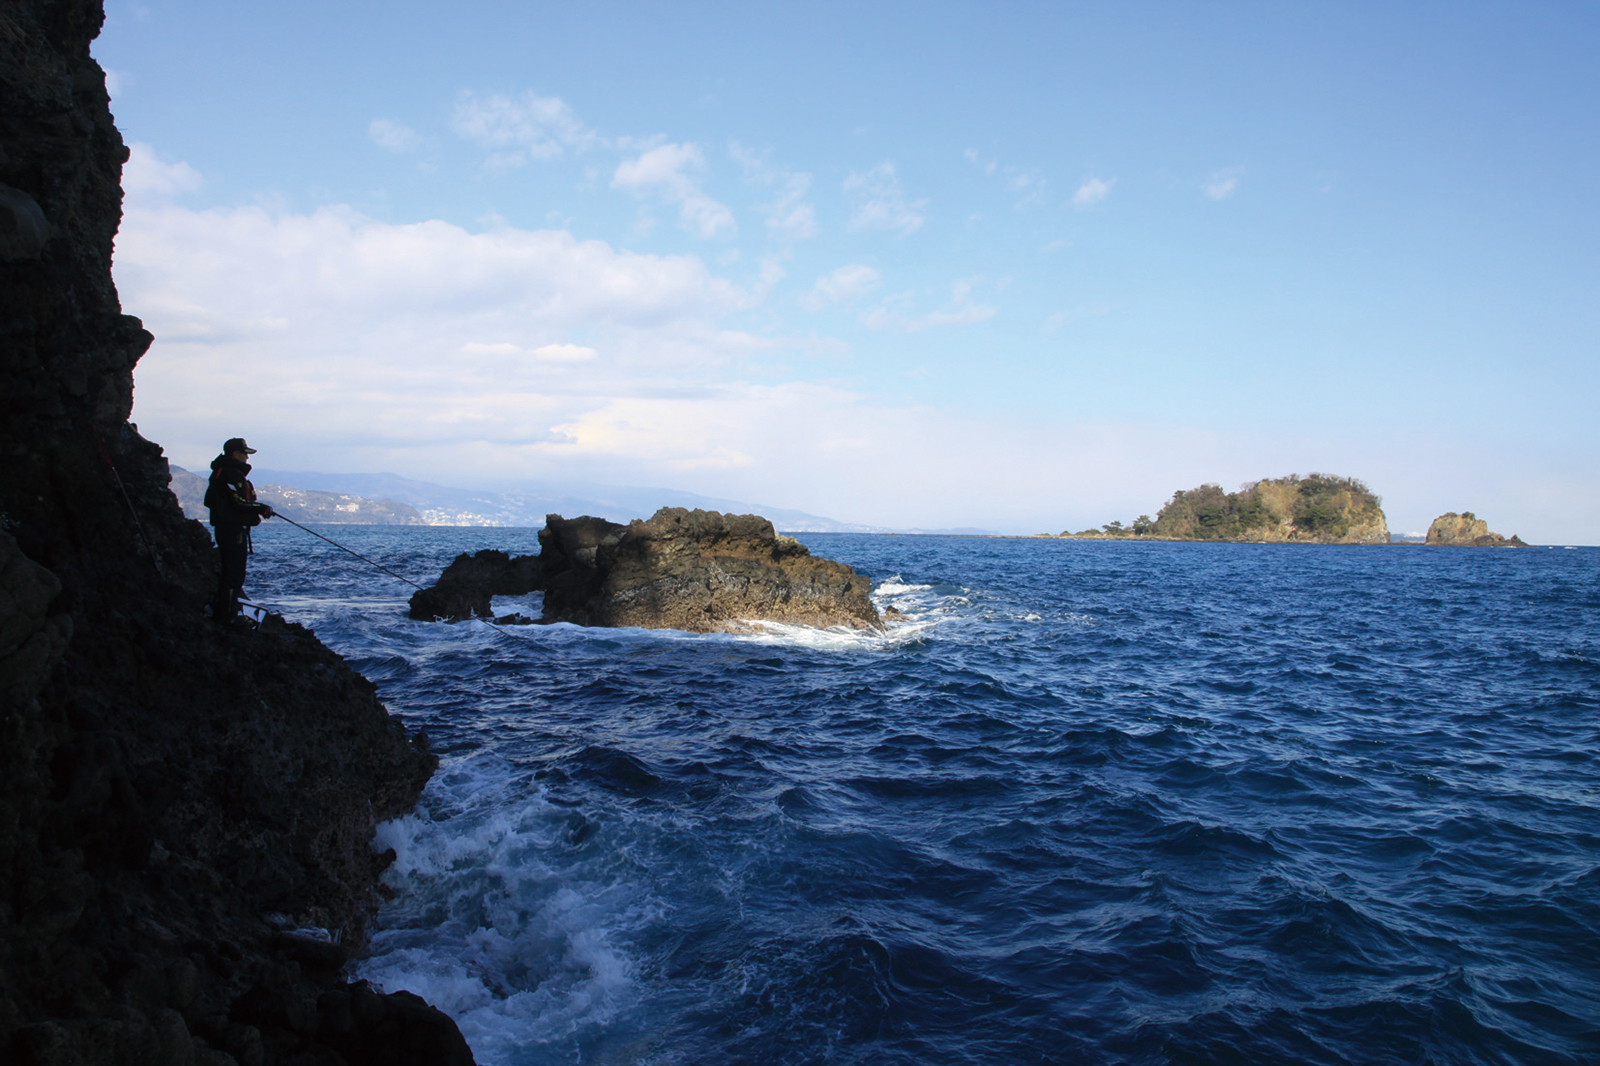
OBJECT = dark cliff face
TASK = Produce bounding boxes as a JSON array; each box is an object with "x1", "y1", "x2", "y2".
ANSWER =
[{"x1": 1, "y1": 2, "x2": 468, "y2": 1063}]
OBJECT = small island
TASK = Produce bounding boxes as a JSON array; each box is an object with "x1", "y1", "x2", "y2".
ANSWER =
[
  {"x1": 1424, "y1": 512, "x2": 1529, "y2": 547},
  {"x1": 1055, "y1": 473, "x2": 1390, "y2": 545}
]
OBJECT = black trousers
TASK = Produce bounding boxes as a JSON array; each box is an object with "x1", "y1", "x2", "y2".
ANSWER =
[{"x1": 214, "y1": 524, "x2": 249, "y2": 611}]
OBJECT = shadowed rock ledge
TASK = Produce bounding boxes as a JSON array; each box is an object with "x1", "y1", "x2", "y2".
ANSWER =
[
  {"x1": 1, "y1": 2, "x2": 472, "y2": 1062},
  {"x1": 411, "y1": 508, "x2": 882, "y2": 633}
]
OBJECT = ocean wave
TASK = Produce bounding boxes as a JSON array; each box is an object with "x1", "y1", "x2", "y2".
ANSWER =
[{"x1": 246, "y1": 529, "x2": 1600, "y2": 1065}]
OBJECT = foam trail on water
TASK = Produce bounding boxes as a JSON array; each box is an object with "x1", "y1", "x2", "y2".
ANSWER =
[{"x1": 359, "y1": 754, "x2": 650, "y2": 1064}]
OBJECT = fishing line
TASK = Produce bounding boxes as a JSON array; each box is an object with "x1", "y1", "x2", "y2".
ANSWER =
[
  {"x1": 94, "y1": 429, "x2": 162, "y2": 575},
  {"x1": 273, "y1": 514, "x2": 532, "y2": 645},
  {"x1": 275, "y1": 514, "x2": 428, "y2": 591}
]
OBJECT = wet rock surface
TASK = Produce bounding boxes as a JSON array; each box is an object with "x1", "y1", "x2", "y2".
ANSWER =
[{"x1": 1, "y1": 2, "x2": 470, "y2": 1062}]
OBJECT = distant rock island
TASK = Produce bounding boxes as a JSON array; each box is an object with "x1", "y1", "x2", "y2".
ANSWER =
[
  {"x1": 411, "y1": 507, "x2": 883, "y2": 633},
  {"x1": 171, "y1": 465, "x2": 425, "y2": 524},
  {"x1": 1425, "y1": 512, "x2": 1529, "y2": 547},
  {"x1": 1059, "y1": 473, "x2": 1390, "y2": 544}
]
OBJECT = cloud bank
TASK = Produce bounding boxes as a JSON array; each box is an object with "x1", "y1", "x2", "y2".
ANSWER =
[{"x1": 112, "y1": 146, "x2": 1588, "y2": 538}]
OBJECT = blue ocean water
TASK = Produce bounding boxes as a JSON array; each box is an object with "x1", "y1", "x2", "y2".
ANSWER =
[{"x1": 245, "y1": 526, "x2": 1600, "y2": 1065}]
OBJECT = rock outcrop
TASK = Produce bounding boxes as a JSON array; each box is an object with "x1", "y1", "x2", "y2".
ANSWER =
[
  {"x1": 1, "y1": 2, "x2": 471, "y2": 1062},
  {"x1": 408, "y1": 549, "x2": 544, "y2": 622},
  {"x1": 409, "y1": 509, "x2": 881, "y2": 632},
  {"x1": 539, "y1": 508, "x2": 881, "y2": 632},
  {"x1": 1425, "y1": 512, "x2": 1529, "y2": 547}
]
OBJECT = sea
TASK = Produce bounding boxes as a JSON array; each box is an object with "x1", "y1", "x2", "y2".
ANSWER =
[{"x1": 244, "y1": 525, "x2": 1600, "y2": 1066}]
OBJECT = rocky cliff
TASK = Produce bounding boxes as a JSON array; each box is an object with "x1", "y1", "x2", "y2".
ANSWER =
[
  {"x1": 1, "y1": 2, "x2": 470, "y2": 1062},
  {"x1": 1424, "y1": 512, "x2": 1529, "y2": 547}
]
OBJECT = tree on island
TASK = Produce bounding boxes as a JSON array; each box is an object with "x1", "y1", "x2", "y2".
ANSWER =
[
  {"x1": 1149, "y1": 473, "x2": 1384, "y2": 542},
  {"x1": 1062, "y1": 474, "x2": 1388, "y2": 543}
]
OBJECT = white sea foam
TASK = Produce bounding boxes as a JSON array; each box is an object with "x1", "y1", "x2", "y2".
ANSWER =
[
  {"x1": 359, "y1": 753, "x2": 652, "y2": 1064},
  {"x1": 732, "y1": 617, "x2": 935, "y2": 650},
  {"x1": 874, "y1": 577, "x2": 933, "y2": 597},
  {"x1": 489, "y1": 592, "x2": 543, "y2": 617}
]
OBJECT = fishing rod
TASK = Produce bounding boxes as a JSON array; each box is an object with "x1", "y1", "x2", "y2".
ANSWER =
[
  {"x1": 272, "y1": 514, "x2": 530, "y2": 644},
  {"x1": 273, "y1": 513, "x2": 427, "y2": 591}
]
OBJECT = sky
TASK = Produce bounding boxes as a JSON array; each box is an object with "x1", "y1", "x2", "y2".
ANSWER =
[{"x1": 95, "y1": 1, "x2": 1600, "y2": 540}]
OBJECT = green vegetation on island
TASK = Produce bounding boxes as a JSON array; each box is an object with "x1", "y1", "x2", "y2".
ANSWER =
[{"x1": 1063, "y1": 473, "x2": 1391, "y2": 545}]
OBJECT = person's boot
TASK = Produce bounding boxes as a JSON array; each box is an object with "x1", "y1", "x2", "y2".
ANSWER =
[{"x1": 213, "y1": 587, "x2": 241, "y2": 625}]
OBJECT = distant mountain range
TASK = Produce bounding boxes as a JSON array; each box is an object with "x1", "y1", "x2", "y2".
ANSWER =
[{"x1": 170, "y1": 466, "x2": 996, "y2": 535}]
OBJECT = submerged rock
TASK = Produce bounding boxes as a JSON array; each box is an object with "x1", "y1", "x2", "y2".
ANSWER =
[{"x1": 1425, "y1": 512, "x2": 1529, "y2": 547}]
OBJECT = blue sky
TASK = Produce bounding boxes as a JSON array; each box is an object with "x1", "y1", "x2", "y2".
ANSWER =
[{"x1": 97, "y1": 1, "x2": 1599, "y2": 539}]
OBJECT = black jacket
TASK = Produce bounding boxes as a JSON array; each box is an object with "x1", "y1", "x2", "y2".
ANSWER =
[{"x1": 205, "y1": 454, "x2": 270, "y2": 527}]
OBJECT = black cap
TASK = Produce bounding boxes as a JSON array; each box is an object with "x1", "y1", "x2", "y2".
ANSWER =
[{"x1": 224, "y1": 438, "x2": 257, "y2": 454}]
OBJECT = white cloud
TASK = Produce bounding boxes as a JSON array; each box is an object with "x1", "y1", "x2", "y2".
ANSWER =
[
  {"x1": 1204, "y1": 168, "x2": 1244, "y2": 200},
  {"x1": 969, "y1": 151, "x2": 1047, "y2": 207},
  {"x1": 369, "y1": 119, "x2": 422, "y2": 153},
  {"x1": 1006, "y1": 169, "x2": 1048, "y2": 207},
  {"x1": 1044, "y1": 305, "x2": 1110, "y2": 332},
  {"x1": 612, "y1": 143, "x2": 736, "y2": 239},
  {"x1": 535, "y1": 384, "x2": 1385, "y2": 534},
  {"x1": 730, "y1": 144, "x2": 817, "y2": 241},
  {"x1": 864, "y1": 278, "x2": 996, "y2": 331},
  {"x1": 451, "y1": 90, "x2": 601, "y2": 164},
  {"x1": 613, "y1": 142, "x2": 702, "y2": 192},
  {"x1": 108, "y1": 154, "x2": 1585, "y2": 539},
  {"x1": 1072, "y1": 177, "x2": 1114, "y2": 208},
  {"x1": 912, "y1": 279, "x2": 998, "y2": 330},
  {"x1": 455, "y1": 341, "x2": 599, "y2": 364},
  {"x1": 113, "y1": 178, "x2": 774, "y2": 477},
  {"x1": 533, "y1": 343, "x2": 598, "y2": 363},
  {"x1": 122, "y1": 143, "x2": 203, "y2": 198},
  {"x1": 763, "y1": 173, "x2": 816, "y2": 240},
  {"x1": 844, "y1": 163, "x2": 927, "y2": 235},
  {"x1": 803, "y1": 264, "x2": 881, "y2": 311}
]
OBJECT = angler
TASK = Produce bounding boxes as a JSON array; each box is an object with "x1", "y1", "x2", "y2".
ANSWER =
[{"x1": 205, "y1": 436, "x2": 276, "y2": 624}]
